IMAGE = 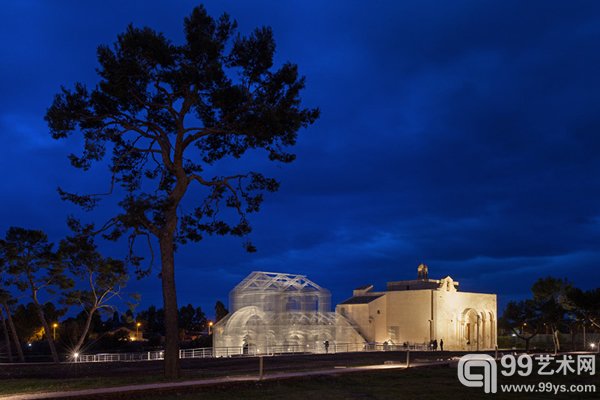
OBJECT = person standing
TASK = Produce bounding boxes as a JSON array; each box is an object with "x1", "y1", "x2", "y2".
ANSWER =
[{"x1": 440, "y1": 339, "x2": 444, "y2": 351}]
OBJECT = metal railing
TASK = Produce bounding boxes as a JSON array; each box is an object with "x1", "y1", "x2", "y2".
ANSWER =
[
  {"x1": 75, "y1": 342, "x2": 431, "y2": 363},
  {"x1": 78, "y1": 348, "x2": 213, "y2": 363}
]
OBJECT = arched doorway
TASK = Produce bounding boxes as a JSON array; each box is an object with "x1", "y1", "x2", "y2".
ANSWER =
[
  {"x1": 461, "y1": 308, "x2": 481, "y2": 351},
  {"x1": 245, "y1": 314, "x2": 267, "y2": 353}
]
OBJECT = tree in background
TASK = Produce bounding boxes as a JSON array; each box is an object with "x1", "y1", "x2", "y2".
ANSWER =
[
  {"x1": 59, "y1": 221, "x2": 131, "y2": 355},
  {"x1": 1, "y1": 227, "x2": 72, "y2": 362},
  {"x1": 61, "y1": 310, "x2": 104, "y2": 349},
  {"x1": 12, "y1": 302, "x2": 66, "y2": 347},
  {"x1": 122, "y1": 309, "x2": 135, "y2": 327},
  {"x1": 215, "y1": 300, "x2": 228, "y2": 323},
  {"x1": 500, "y1": 299, "x2": 540, "y2": 352},
  {"x1": 532, "y1": 277, "x2": 571, "y2": 355},
  {"x1": 0, "y1": 257, "x2": 25, "y2": 362},
  {"x1": 565, "y1": 287, "x2": 600, "y2": 329},
  {"x1": 178, "y1": 304, "x2": 206, "y2": 333},
  {"x1": 501, "y1": 277, "x2": 575, "y2": 353},
  {"x1": 137, "y1": 305, "x2": 165, "y2": 335},
  {"x1": 108, "y1": 311, "x2": 121, "y2": 330},
  {"x1": 0, "y1": 290, "x2": 22, "y2": 362},
  {"x1": 46, "y1": 5, "x2": 318, "y2": 378},
  {"x1": 0, "y1": 302, "x2": 12, "y2": 362}
]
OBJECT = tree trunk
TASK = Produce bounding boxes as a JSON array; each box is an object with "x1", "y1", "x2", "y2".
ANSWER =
[
  {"x1": 0, "y1": 307, "x2": 13, "y2": 362},
  {"x1": 160, "y1": 233, "x2": 180, "y2": 379},
  {"x1": 570, "y1": 328, "x2": 575, "y2": 351},
  {"x1": 552, "y1": 328, "x2": 560, "y2": 355},
  {"x1": 2, "y1": 302, "x2": 24, "y2": 362},
  {"x1": 72, "y1": 307, "x2": 97, "y2": 354},
  {"x1": 33, "y1": 299, "x2": 59, "y2": 363}
]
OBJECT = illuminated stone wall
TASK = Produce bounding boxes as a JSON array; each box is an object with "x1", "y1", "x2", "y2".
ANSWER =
[{"x1": 336, "y1": 268, "x2": 497, "y2": 350}]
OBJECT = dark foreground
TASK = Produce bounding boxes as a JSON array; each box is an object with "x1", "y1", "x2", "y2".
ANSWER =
[
  {"x1": 0, "y1": 351, "x2": 598, "y2": 400},
  {"x1": 146, "y1": 367, "x2": 598, "y2": 400}
]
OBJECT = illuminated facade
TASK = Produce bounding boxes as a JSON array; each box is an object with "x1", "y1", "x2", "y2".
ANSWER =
[
  {"x1": 336, "y1": 264, "x2": 497, "y2": 350},
  {"x1": 213, "y1": 271, "x2": 365, "y2": 356}
]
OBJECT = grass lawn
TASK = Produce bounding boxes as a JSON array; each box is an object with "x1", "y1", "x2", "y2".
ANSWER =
[
  {"x1": 0, "y1": 369, "x2": 253, "y2": 396},
  {"x1": 1, "y1": 366, "x2": 596, "y2": 400},
  {"x1": 147, "y1": 367, "x2": 599, "y2": 400},
  {"x1": 0, "y1": 375, "x2": 163, "y2": 396}
]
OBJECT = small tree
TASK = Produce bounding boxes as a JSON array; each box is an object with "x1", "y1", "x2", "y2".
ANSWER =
[
  {"x1": 46, "y1": 5, "x2": 317, "y2": 378},
  {"x1": 59, "y1": 222, "x2": 130, "y2": 355},
  {"x1": 2, "y1": 227, "x2": 72, "y2": 362}
]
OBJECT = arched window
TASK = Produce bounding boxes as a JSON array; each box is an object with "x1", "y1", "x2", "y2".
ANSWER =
[{"x1": 286, "y1": 297, "x2": 300, "y2": 311}]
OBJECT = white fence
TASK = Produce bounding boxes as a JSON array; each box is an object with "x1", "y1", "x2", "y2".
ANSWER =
[
  {"x1": 78, "y1": 347, "x2": 213, "y2": 363},
  {"x1": 75, "y1": 342, "x2": 430, "y2": 363}
]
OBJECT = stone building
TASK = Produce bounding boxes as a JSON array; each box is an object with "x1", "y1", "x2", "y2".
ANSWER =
[{"x1": 336, "y1": 264, "x2": 497, "y2": 350}]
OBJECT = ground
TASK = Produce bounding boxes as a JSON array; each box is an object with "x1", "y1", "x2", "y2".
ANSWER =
[
  {"x1": 0, "y1": 352, "x2": 598, "y2": 399},
  {"x1": 150, "y1": 368, "x2": 599, "y2": 400}
]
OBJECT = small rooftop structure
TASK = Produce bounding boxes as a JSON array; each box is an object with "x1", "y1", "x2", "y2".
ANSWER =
[{"x1": 386, "y1": 263, "x2": 459, "y2": 292}]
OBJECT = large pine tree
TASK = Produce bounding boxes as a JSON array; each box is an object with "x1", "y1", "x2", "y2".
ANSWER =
[{"x1": 46, "y1": 5, "x2": 318, "y2": 378}]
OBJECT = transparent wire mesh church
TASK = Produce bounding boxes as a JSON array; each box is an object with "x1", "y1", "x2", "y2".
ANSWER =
[{"x1": 213, "y1": 265, "x2": 496, "y2": 355}]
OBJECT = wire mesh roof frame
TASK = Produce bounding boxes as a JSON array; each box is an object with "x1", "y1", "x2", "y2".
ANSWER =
[
  {"x1": 234, "y1": 271, "x2": 325, "y2": 292},
  {"x1": 229, "y1": 271, "x2": 332, "y2": 314}
]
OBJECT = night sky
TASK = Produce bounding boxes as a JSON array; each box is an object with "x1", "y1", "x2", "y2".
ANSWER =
[{"x1": 1, "y1": 1, "x2": 600, "y2": 318}]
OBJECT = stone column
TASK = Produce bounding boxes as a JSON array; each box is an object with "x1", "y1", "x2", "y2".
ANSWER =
[{"x1": 476, "y1": 315, "x2": 480, "y2": 351}]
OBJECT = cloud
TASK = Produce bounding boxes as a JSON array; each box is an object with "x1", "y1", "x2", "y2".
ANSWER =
[{"x1": 0, "y1": 0, "x2": 599, "y2": 316}]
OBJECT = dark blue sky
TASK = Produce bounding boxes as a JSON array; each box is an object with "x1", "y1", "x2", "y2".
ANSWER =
[{"x1": 1, "y1": 1, "x2": 600, "y2": 318}]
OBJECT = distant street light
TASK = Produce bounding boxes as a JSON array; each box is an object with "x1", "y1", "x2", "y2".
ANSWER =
[
  {"x1": 136, "y1": 322, "x2": 142, "y2": 340},
  {"x1": 208, "y1": 321, "x2": 214, "y2": 335},
  {"x1": 52, "y1": 323, "x2": 58, "y2": 340}
]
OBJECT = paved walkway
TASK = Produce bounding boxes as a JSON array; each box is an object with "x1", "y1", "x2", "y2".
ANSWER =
[{"x1": 0, "y1": 361, "x2": 452, "y2": 400}]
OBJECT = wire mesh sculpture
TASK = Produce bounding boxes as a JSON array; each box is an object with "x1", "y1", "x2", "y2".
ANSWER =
[{"x1": 213, "y1": 272, "x2": 365, "y2": 356}]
